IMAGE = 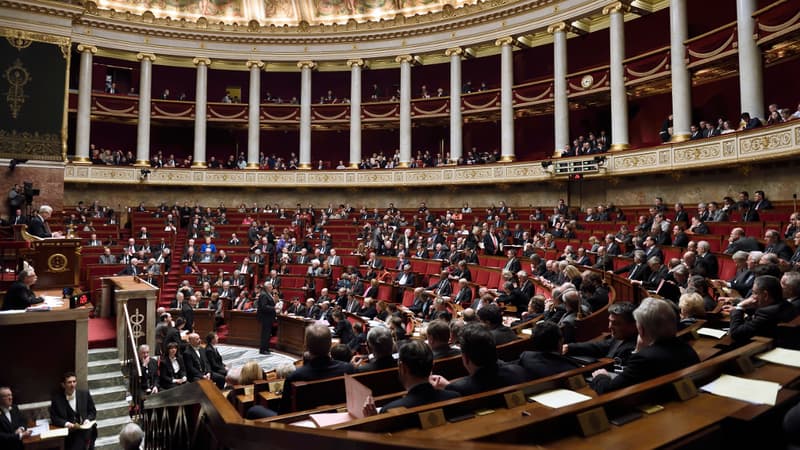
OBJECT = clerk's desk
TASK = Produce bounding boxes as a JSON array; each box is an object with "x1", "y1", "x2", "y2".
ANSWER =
[{"x1": 0, "y1": 289, "x2": 91, "y2": 404}]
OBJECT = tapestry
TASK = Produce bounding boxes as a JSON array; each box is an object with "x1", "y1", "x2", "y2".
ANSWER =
[{"x1": 0, "y1": 29, "x2": 70, "y2": 161}]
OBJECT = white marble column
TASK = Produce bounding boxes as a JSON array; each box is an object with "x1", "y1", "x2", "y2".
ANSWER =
[
  {"x1": 548, "y1": 23, "x2": 569, "y2": 156},
  {"x1": 669, "y1": 0, "x2": 692, "y2": 141},
  {"x1": 347, "y1": 59, "x2": 365, "y2": 168},
  {"x1": 135, "y1": 53, "x2": 156, "y2": 166},
  {"x1": 496, "y1": 37, "x2": 515, "y2": 162},
  {"x1": 396, "y1": 55, "x2": 413, "y2": 167},
  {"x1": 192, "y1": 57, "x2": 211, "y2": 168},
  {"x1": 446, "y1": 48, "x2": 463, "y2": 164},
  {"x1": 246, "y1": 60, "x2": 264, "y2": 169},
  {"x1": 74, "y1": 44, "x2": 96, "y2": 164},
  {"x1": 298, "y1": 60, "x2": 315, "y2": 170},
  {"x1": 605, "y1": 2, "x2": 629, "y2": 151},
  {"x1": 736, "y1": 0, "x2": 764, "y2": 121}
]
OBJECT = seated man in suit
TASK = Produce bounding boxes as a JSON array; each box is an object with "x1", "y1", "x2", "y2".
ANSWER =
[
  {"x1": 355, "y1": 326, "x2": 397, "y2": 373},
  {"x1": 136, "y1": 344, "x2": 159, "y2": 399},
  {"x1": 477, "y1": 303, "x2": 519, "y2": 345},
  {"x1": 50, "y1": 372, "x2": 97, "y2": 450},
  {"x1": 0, "y1": 386, "x2": 30, "y2": 449},
  {"x1": 427, "y1": 319, "x2": 461, "y2": 359},
  {"x1": 363, "y1": 340, "x2": 460, "y2": 415},
  {"x1": 431, "y1": 323, "x2": 527, "y2": 396},
  {"x1": 2, "y1": 266, "x2": 43, "y2": 310},
  {"x1": 279, "y1": 324, "x2": 355, "y2": 413},
  {"x1": 394, "y1": 264, "x2": 416, "y2": 288},
  {"x1": 27, "y1": 205, "x2": 63, "y2": 238},
  {"x1": 563, "y1": 301, "x2": 638, "y2": 367},
  {"x1": 204, "y1": 332, "x2": 228, "y2": 389},
  {"x1": 726, "y1": 275, "x2": 798, "y2": 345},
  {"x1": 515, "y1": 321, "x2": 581, "y2": 380},
  {"x1": 183, "y1": 333, "x2": 212, "y2": 382},
  {"x1": 590, "y1": 298, "x2": 699, "y2": 394}
]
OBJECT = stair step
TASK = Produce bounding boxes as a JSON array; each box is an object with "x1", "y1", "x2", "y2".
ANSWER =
[
  {"x1": 95, "y1": 434, "x2": 125, "y2": 450},
  {"x1": 88, "y1": 358, "x2": 122, "y2": 374},
  {"x1": 88, "y1": 347, "x2": 118, "y2": 362},
  {"x1": 96, "y1": 399, "x2": 131, "y2": 419},
  {"x1": 96, "y1": 415, "x2": 133, "y2": 439},
  {"x1": 91, "y1": 385, "x2": 129, "y2": 404},
  {"x1": 88, "y1": 372, "x2": 127, "y2": 390}
]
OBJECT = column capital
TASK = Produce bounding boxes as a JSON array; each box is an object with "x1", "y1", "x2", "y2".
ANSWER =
[
  {"x1": 76, "y1": 44, "x2": 97, "y2": 54},
  {"x1": 444, "y1": 47, "x2": 463, "y2": 57},
  {"x1": 346, "y1": 58, "x2": 367, "y2": 68},
  {"x1": 246, "y1": 60, "x2": 264, "y2": 69},
  {"x1": 547, "y1": 22, "x2": 567, "y2": 34},
  {"x1": 494, "y1": 36, "x2": 515, "y2": 47},
  {"x1": 297, "y1": 60, "x2": 317, "y2": 70},
  {"x1": 602, "y1": 1, "x2": 629, "y2": 15},
  {"x1": 192, "y1": 57, "x2": 212, "y2": 66},
  {"x1": 395, "y1": 54, "x2": 414, "y2": 64},
  {"x1": 136, "y1": 52, "x2": 156, "y2": 62}
]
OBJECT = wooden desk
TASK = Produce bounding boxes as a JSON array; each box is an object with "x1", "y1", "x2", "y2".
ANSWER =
[
  {"x1": 170, "y1": 307, "x2": 215, "y2": 337},
  {"x1": 23, "y1": 433, "x2": 65, "y2": 450},
  {"x1": 0, "y1": 296, "x2": 91, "y2": 403},
  {"x1": 102, "y1": 276, "x2": 158, "y2": 364},
  {"x1": 276, "y1": 314, "x2": 314, "y2": 355},
  {"x1": 224, "y1": 310, "x2": 261, "y2": 347}
]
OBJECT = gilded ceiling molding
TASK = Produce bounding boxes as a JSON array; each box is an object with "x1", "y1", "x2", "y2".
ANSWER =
[{"x1": 136, "y1": 52, "x2": 156, "y2": 61}]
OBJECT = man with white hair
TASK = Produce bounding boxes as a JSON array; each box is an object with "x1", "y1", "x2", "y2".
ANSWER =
[
  {"x1": 695, "y1": 241, "x2": 719, "y2": 278},
  {"x1": 590, "y1": 298, "x2": 699, "y2": 394},
  {"x1": 118, "y1": 422, "x2": 144, "y2": 450},
  {"x1": 28, "y1": 205, "x2": 63, "y2": 238}
]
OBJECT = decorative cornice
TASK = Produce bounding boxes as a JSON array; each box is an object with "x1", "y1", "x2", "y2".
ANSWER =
[
  {"x1": 136, "y1": 52, "x2": 156, "y2": 61},
  {"x1": 246, "y1": 60, "x2": 265, "y2": 69},
  {"x1": 77, "y1": 44, "x2": 97, "y2": 54},
  {"x1": 395, "y1": 54, "x2": 414, "y2": 64},
  {"x1": 192, "y1": 57, "x2": 212, "y2": 66},
  {"x1": 495, "y1": 36, "x2": 515, "y2": 46},
  {"x1": 602, "y1": 2, "x2": 629, "y2": 15}
]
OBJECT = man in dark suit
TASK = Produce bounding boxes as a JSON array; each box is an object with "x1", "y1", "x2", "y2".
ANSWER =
[
  {"x1": 0, "y1": 386, "x2": 30, "y2": 449},
  {"x1": 426, "y1": 320, "x2": 461, "y2": 360},
  {"x1": 727, "y1": 275, "x2": 798, "y2": 345},
  {"x1": 590, "y1": 298, "x2": 699, "y2": 394},
  {"x1": 741, "y1": 112, "x2": 763, "y2": 129},
  {"x1": 426, "y1": 271, "x2": 452, "y2": 298},
  {"x1": 181, "y1": 295, "x2": 196, "y2": 332},
  {"x1": 257, "y1": 283, "x2": 277, "y2": 355},
  {"x1": 394, "y1": 264, "x2": 416, "y2": 288},
  {"x1": 363, "y1": 340, "x2": 459, "y2": 416},
  {"x1": 136, "y1": 345, "x2": 159, "y2": 397},
  {"x1": 695, "y1": 241, "x2": 719, "y2": 279},
  {"x1": 279, "y1": 324, "x2": 355, "y2": 413},
  {"x1": 2, "y1": 267, "x2": 43, "y2": 310},
  {"x1": 478, "y1": 303, "x2": 518, "y2": 345},
  {"x1": 27, "y1": 205, "x2": 62, "y2": 238},
  {"x1": 763, "y1": 229, "x2": 793, "y2": 261},
  {"x1": 564, "y1": 302, "x2": 638, "y2": 366},
  {"x1": 503, "y1": 249, "x2": 522, "y2": 274},
  {"x1": 516, "y1": 321, "x2": 581, "y2": 380},
  {"x1": 724, "y1": 228, "x2": 761, "y2": 255},
  {"x1": 614, "y1": 250, "x2": 649, "y2": 282},
  {"x1": 355, "y1": 327, "x2": 397, "y2": 373},
  {"x1": 183, "y1": 333, "x2": 211, "y2": 382},
  {"x1": 204, "y1": 332, "x2": 228, "y2": 389},
  {"x1": 430, "y1": 323, "x2": 527, "y2": 396},
  {"x1": 50, "y1": 372, "x2": 97, "y2": 450}
]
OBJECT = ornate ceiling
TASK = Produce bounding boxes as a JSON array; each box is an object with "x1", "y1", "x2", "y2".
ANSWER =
[{"x1": 92, "y1": 0, "x2": 481, "y2": 26}]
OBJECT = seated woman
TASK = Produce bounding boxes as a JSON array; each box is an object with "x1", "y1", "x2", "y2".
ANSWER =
[
  {"x1": 158, "y1": 342, "x2": 187, "y2": 390},
  {"x1": 678, "y1": 292, "x2": 706, "y2": 330}
]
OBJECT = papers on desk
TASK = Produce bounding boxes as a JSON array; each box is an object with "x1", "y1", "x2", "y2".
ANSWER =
[
  {"x1": 42, "y1": 295, "x2": 64, "y2": 307},
  {"x1": 529, "y1": 389, "x2": 592, "y2": 409},
  {"x1": 0, "y1": 309, "x2": 26, "y2": 315},
  {"x1": 697, "y1": 327, "x2": 727, "y2": 339},
  {"x1": 291, "y1": 374, "x2": 373, "y2": 428},
  {"x1": 26, "y1": 304, "x2": 51, "y2": 312},
  {"x1": 757, "y1": 347, "x2": 800, "y2": 368},
  {"x1": 521, "y1": 328, "x2": 533, "y2": 336},
  {"x1": 701, "y1": 374, "x2": 780, "y2": 405},
  {"x1": 40, "y1": 427, "x2": 69, "y2": 439}
]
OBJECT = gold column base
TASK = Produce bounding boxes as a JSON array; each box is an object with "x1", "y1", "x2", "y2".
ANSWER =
[
  {"x1": 72, "y1": 157, "x2": 91, "y2": 165},
  {"x1": 499, "y1": 155, "x2": 516, "y2": 163},
  {"x1": 348, "y1": 162, "x2": 359, "y2": 169},
  {"x1": 133, "y1": 160, "x2": 150, "y2": 167},
  {"x1": 552, "y1": 151, "x2": 563, "y2": 158},
  {"x1": 397, "y1": 161, "x2": 410, "y2": 168},
  {"x1": 298, "y1": 163, "x2": 311, "y2": 170},
  {"x1": 670, "y1": 134, "x2": 691, "y2": 143},
  {"x1": 191, "y1": 161, "x2": 208, "y2": 169},
  {"x1": 245, "y1": 163, "x2": 260, "y2": 170},
  {"x1": 609, "y1": 143, "x2": 630, "y2": 152}
]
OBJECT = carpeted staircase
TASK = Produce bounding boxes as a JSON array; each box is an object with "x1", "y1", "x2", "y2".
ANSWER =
[{"x1": 87, "y1": 347, "x2": 135, "y2": 449}]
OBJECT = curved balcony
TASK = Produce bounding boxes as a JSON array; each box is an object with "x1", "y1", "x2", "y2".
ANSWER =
[{"x1": 64, "y1": 119, "x2": 800, "y2": 188}]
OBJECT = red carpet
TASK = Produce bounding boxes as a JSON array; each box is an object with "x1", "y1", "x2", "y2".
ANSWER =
[{"x1": 88, "y1": 317, "x2": 117, "y2": 349}]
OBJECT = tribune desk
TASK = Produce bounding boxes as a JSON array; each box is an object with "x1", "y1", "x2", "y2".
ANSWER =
[
  {"x1": 101, "y1": 276, "x2": 158, "y2": 364},
  {"x1": 0, "y1": 292, "x2": 91, "y2": 404},
  {"x1": 276, "y1": 314, "x2": 315, "y2": 355}
]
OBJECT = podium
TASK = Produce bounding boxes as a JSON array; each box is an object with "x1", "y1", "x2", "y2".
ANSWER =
[
  {"x1": 16, "y1": 225, "x2": 81, "y2": 290},
  {"x1": 101, "y1": 276, "x2": 159, "y2": 364}
]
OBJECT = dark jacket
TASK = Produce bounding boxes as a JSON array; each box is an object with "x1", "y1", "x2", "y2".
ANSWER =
[
  {"x1": 158, "y1": 356, "x2": 187, "y2": 390},
  {"x1": 567, "y1": 335, "x2": 637, "y2": 367},
  {"x1": 2, "y1": 281, "x2": 41, "y2": 310},
  {"x1": 0, "y1": 404, "x2": 27, "y2": 450},
  {"x1": 445, "y1": 362, "x2": 528, "y2": 396},
  {"x1": 729, "y1": 300, "x2": 798, "y2": 344},
  {"x1": 516, "y1": 351, "x2": 582, "y2": 380},
  {"x1": 279, "y1": 356, "x2": 355, "y2": 413},
  {"x1": 382, "y1": 382, "x2": 460, "y2": 412}
]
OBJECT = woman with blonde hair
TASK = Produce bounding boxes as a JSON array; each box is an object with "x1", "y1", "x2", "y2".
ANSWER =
[{"x1": 678, "y1": 292, "x2": 705, "y2": 329}]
